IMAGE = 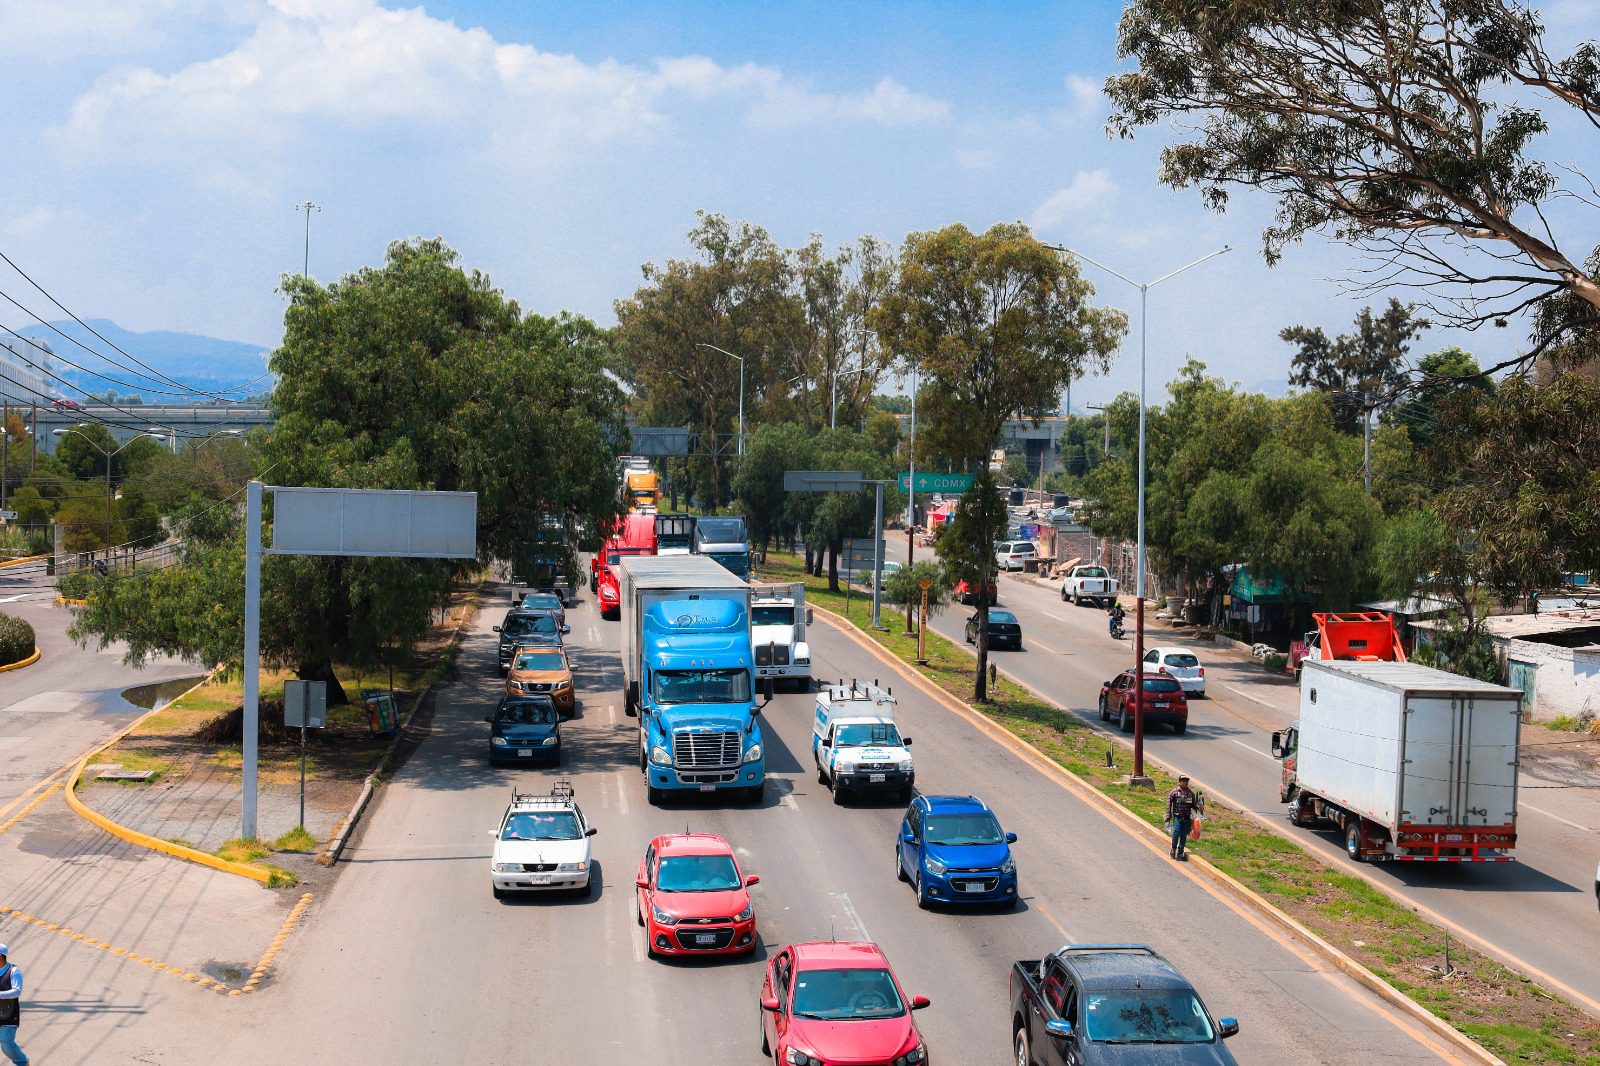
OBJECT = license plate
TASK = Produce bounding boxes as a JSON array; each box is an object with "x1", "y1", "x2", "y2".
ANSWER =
[
  {"x1": 869, "y1": 774, "x2": 886, "y2": 783},
  {"x1": 694, "y1": 933, "x2": 717, "y2": 945},
  {"x1": 517, "y1": 750, "x2": 533, "y2": 757},
  {"x1": 699, "y1": 784, "x2": 716, "y2": 792},
  {"x1": 528, "y1": 875, "x2": 551, "y2": 884},
  {"x1": 1445, "y1": 833, "x2": 1463, "y2": 841}
]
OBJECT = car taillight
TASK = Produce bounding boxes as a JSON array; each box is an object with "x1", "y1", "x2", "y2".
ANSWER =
[{"x1": 1198, "y1": 667, "x2": 1205, "y2": 677}]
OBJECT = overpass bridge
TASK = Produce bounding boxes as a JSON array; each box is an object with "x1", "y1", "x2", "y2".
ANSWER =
[{"x1": 26, "y1": 404, "x2": 273, "y2": 455}]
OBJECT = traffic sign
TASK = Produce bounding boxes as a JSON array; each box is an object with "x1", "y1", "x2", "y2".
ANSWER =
[
  {"x1": 784, "y1": 469, "x2": 866, "y2": 493},
  {"x1": 898, "y1": 471, "x2": 974, "y2": 494},
  {"x1": 845, "y1": 538, "x2": 885, "y2": 569},
  {"x1": 0, "y1": 510, "x2": 16, "y2": 521}
]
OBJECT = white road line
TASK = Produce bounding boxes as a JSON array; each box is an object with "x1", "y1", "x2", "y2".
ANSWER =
[
  {"x1": 1220, "y1": 684, "x2": 1283, "y2": 711},
  {"x1": 832, "y1": 891, "x2": 870, "y2": 941},
  {"x1": 588, "y1": 626, "x2": 599, "y2": 642},
  {"x1": 1522, "y1": 801, "x2": 1592, "y2": 833},
  {"x1": 779, "y1": 789, "x2": 799, "y2": 811},
  {"x1": 614, "y1": 773, "x2": 631, "y2": 818},
  {"x1": 1043, "y1": 611, "x2": 1071, "y2": 623},
  {"x1": 1229, "y1": 738, "x2": 1275, "y2": 761},
  {"x1": 606, "y1": 702, "x2": 617, "y2": 727},
  {"x1": 1026, "y1": 639, "x2": 1062, "y2": 655}
]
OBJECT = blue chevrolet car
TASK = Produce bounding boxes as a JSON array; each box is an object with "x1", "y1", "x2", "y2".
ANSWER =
[{"x1": 895, "y1": 793, "x2": 1018, "y2": 908}]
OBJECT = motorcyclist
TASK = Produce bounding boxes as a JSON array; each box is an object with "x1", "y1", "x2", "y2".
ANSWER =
[{"x1": 1107, "y1": 599, "x2": 1126, "y2": 637}]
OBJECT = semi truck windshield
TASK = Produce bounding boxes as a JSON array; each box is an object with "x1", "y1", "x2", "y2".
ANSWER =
[{"x1": 651, "y1": 669, "x2": 752, "y2": 705}]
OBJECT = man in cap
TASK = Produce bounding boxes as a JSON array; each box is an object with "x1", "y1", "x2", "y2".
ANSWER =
[
  {"x1": 0, "y1": 943, "x2": 24, "y2": 1066},
  {"x1": 1165, "y1": 776, "x2": 1203, "y2": 861}
]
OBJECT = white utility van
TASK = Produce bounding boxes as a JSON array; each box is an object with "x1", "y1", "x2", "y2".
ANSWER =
[{"x1": 812, "y1": 680, "x2": 914, "y2": 803}]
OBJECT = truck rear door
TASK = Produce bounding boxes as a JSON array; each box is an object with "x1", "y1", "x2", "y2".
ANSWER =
[{"x1": 1400, "y1": 695, "x2": 1520, "y2": 828}]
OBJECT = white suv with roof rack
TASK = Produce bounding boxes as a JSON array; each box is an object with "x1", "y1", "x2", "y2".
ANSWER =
[{"x1": 489, "y1": 780, "x2": 597, "y2": 899}]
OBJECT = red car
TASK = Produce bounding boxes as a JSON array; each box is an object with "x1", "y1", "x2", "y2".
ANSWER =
[
  {"x1": 596, "y1": 565, "x2": 621, "y2": 619},
  {"x1": 1099, "y1": 669, "x2": 1190, "y2": 734},
  {"x1": 635, "y1": 833, "x2": 758, "y2": 957},
  {"x1": 954, "y1": 578, "x2": 997, "y2": 606},
  {"x1": 761, "y1": 941, "x2": 930, "y2": 1065}
]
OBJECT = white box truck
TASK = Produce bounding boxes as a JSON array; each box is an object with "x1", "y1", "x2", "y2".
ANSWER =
[
  {"x1": 1272, "y1": 658, "x2": 1523, "y2": 863},
  {"x1": 750, "y1": 582, "x2": 812, "y2": 692},
  {"x1": 812, "y1": 680, "x2": 914, "y2": 803}
]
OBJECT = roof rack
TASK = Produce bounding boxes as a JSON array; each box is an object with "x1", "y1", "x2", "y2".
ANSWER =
[
  {"x1": 1055, "y1": 944, "x2": 1155, "y2": 956},
  {"x1": 510, "y1": 779, "x2": 577, "y2": 808},
  {"x1": 821, "y1": 678, "x2": 896, "y2": 705}
]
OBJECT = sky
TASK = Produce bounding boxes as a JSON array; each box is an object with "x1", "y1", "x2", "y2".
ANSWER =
[{"x1": 2, "y1": 0, "x2": 1597, "y2": 410}]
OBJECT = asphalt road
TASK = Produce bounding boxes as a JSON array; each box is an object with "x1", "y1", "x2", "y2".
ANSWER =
[
  {"x1": 929, "y1": 567, "x2": 1600, "y2": 1014},
  {"x1": 204, "y1": 575, "x2": 1455, "y2": 1065}
]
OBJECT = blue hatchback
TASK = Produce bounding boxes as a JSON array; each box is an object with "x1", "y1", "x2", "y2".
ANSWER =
[{"x1": 895, "y1": 794, "x2": 1018, "y2": 908}]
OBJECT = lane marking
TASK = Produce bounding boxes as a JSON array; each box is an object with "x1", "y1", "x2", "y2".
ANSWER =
[
  {"x1": 831, "y1": 891, "x2": 870, "y2": 941},
  {"x1": 614, "y1": 773, "x2": 630, "y2": 819},
  {"x1": 1522, "y1": 802, "x2": 1592, "y2": 834},
  {"x1": 1043, "y1": 611, "x2": 1072, "y2": 623},
  {"x1": 1027, "y1": 898, "x2": 1072, "y2": 942},
  {"x1": 1229, "y1": 738, "x2": 1275, "y2": 762},
  {"x1": 1220, "y1": 684, "x2": 1285, "y2": 711},
  {"x1": 0, "y1": 782, "x2": 61, "y2": 839},
  {"x1": 1024, "y1": 638, "x2": 1062, "y2": 655},
  {"x1": 588, "y1": 626, "x2": 599, "y2": 643},
  {"x1": 779, "y1": 790, "x2": 799, "y2": 811}
]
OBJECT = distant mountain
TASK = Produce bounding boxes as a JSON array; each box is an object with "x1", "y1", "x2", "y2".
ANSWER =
[{"x1": 15, "y1": 319, "x2": 273, "y2": 400}]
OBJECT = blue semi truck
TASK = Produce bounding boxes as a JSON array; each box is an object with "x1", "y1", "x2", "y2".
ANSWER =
[{"x1": 619, "y1": 555, "x2": 768, "y2": 804}]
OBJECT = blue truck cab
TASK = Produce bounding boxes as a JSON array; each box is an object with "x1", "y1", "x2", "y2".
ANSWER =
[
  {"x1": 620, "y1": 555, "x2": 767, "y2": 805},
  {"x1": 896, "y1": 793, "x2": 1019, "y2": 909}
]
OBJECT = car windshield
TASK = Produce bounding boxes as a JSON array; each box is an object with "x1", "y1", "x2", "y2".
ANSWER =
[
  {"x1": 521, "y1": 595, "x2": 560, "y2": 610},
  {"x1": 696, "y1": 518, "x2": 744, "y2": 540},
  {"x1": 513, "y1": 651, "x2": 565, "y2": 672},
  {"x1": 651, "y1": 669, "x2": 752, "y2": 705},
  {"x1": 504, "y1": 614, "x2": 558, "y2": 637},
  {"x1": 924, "y1": 812, "x2": 1004, "y2": 846},
  {"x1": 1142, "y1": 678, "x2": 1183, "y2": 693},
  {"x1": 1163, "y1": 653, "x2": 1200, "y2": 668},
  {"x1": 988, "y1": 611, "x2": 1018, "y2": 624},
  {"x1": 500, "y1": 811, "x2": 580, "y2": 841},
  {"x1": 709, "y1": 552, "x2": 749, "y2": 577},
  {"x1": 751, "y1": 605, "x2": 795, "y2": 627},
  {"x1": 496, "y1": 702, "x2": 555, "y2": 725},
  {"x1": 1083, "y1": 989, "x2": 1215, "y2": 1044},
  {"x1": 1078, "y1": 566, "x2": 1108, "y2": 577},
  {"x1": 656, "y1": 854, "x2": 741, "y2": 892},
  {"x1": 835, "y1": 723, "x2": 902, "y2": 748},
  {"x1": 791, "y1": 967, "x2": 906, "y2": 1020},
  {"x1": 605, "y1": 552, "x2": 620, "y2": 565}
]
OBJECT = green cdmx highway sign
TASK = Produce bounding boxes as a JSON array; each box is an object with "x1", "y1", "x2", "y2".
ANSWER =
[{"x1": 898, "y1": 471, "x2": 975, "y2": 493}]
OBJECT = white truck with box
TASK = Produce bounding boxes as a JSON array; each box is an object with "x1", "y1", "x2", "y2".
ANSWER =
[
  {"x1": 750, "y1": 582, "x2": 812, "y2": 692},
  {"x1": 812, "y1": 680, "x2": 914, "y2": 803},
  {"x1": 1273, "y1": 656, "x2": 1522, "y2": 863}
]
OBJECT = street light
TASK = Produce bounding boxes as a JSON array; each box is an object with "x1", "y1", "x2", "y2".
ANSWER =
[
  {"x1": 696, "y1": 343, "x2": 745, "y2": 457},
  {"x1": 53, "y1": 425, "x2": 166, "y2": 551},
  {"x1": 1045, "y1": 242, "x2": 1231, "y2": 782}
]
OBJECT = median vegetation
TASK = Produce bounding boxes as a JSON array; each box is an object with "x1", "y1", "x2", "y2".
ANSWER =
[
  {"x1": 765, "y1": 554, "x2": 1600, "y2": 1065},
  {"x1": 0, "y1": 611, "x2": 35, "y2": 666}
]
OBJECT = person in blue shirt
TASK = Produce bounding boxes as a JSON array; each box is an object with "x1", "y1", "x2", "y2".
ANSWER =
[{"x1": 0, "y1": 944, "x2": 26, "y2": 1066}]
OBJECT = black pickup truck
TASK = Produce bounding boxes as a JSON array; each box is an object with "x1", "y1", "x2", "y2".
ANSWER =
[{"x1": 1010, "y1": 946, "x2": 1239, "y2": 1065}]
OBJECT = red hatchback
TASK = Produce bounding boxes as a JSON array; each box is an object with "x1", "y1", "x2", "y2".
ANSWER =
[
  {"x1": 1099, "y1": 669, "x2": 1190, "y2": 734},
  {"x1": 761, "y1": 941, "x2": 930, "y2": 1066},
  {"x1": 636, "y1": 833, "x2": 758, "y2": 957}
]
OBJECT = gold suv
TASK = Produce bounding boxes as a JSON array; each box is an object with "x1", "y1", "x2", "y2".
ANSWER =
[{"x1": 506, "y1": 645, "x2": 576, "y2": 716}]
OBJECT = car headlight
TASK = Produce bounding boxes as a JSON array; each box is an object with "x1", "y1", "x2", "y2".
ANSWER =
[
  {"x1": 924, "y1": 856, "x2": 947, "y2": 876},
  {"x1": 490, "y1": 736, "x2": 509, "y2": 747},
  {"x1": 650, "y1": 746, "x2": 672, "y2": 766},
  {"x1": 743, "y1": 743, "x2": 763, "y2": 764},
  {"x1": 555, "y1": 680, "x2": 572, "y2": 690},
  {"x1": 541, "y1": 736, "x2": 558, "y2": 746},
  {"x1": 492, "y1": 863, "x2": 517, "y2": 873},
  {"x1": 836, "y1": 760, "x2": 856, "y2": 774},
  {"x1": 556, "y1": 861, "x2": 587, "y2": 873},
  {"x1": 1000, "y1": 855, "x2": 1016, "y2": 875},
  {"x1": 651, "y1": 904, "x2": 679, "y2": 926},
  {"x1": 786, "y1": 1049, "x2": 824, "y2": 1066},
  {"x1": 735, "y1": 902, "x2": 754, "y2": 922},
  {"x1": 895, "y1": 1044, "x2": 927, "y2": 1065},
  {"x1": 795, "y1": 656, "x2": 810, "y2": 665}
]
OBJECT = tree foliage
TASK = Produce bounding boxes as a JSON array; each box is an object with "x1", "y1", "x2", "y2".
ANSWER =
[
  {"x1": 1281, "y1": 299, "x2": 1428, "y2": 432},
  {"x1": 1107, "y1": 0, "x2": 1600, "y2": 335}
]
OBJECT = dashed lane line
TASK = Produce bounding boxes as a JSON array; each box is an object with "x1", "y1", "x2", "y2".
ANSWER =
[
  {"x1": 1521, "y1": 802, "x2": 1593, "y2": 834},
  {"x1": 1229, "y1": 738, "x2": 1276, "y2": 761},
  {"x1": 0, "y1": 783, "x2": 62, "y2": 840}
]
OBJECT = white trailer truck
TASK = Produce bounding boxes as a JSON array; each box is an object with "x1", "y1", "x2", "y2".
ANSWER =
[
  {"x1": 1273, "y1": 656, "x2": 1523, "y2": 863},
  {"x1": 750, "y1": 582, "x2": 812, "y2": 692}
]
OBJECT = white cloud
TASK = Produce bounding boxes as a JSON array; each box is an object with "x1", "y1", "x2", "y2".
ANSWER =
[
  {"x1": 1061, "y1": 74, "x2": 1103, "y2": 122},
  {"x1": 1031, "y1": 170, "x2": 1118, "y2": 231}
]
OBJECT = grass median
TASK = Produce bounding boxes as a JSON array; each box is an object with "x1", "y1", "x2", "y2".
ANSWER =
[{"x1": 764, "y1": 553, "x2": 1600, "y2": 1065}]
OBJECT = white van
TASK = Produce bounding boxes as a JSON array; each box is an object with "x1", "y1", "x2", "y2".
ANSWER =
[
  {"x1": 995, "y1": 541, "x2": 1039, "y2": 571},
  {"x1": 811, "y1": 681, "x2": 914, "y2": 803}
]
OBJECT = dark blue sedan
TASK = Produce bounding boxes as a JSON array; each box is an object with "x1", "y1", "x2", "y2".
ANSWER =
[{"x1": 486, "y1": 696, "x2": 561, "y2": 766}]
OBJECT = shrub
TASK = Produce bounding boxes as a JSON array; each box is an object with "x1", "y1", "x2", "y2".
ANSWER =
[
  {"x1": 0, "y1": 612, "x2": 35, "y2": 666},
  {"x1": 1263, "y1": 652, "x2": 1288, "y2": 672}
]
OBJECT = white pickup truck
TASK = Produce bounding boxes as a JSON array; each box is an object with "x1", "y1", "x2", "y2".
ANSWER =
[
  {"x1": 812, "y1": 681, "x2": 914, "y2": 803},
  {"x1": 1059, "y1": 564, "x2": 1118, "y2": 607}
]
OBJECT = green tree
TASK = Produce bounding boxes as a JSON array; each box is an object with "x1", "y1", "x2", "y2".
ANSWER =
[
  {"x1": 1001, "y1": 453, "x2": 1031, "y2": 487},
  {"x1": 732, "y1": 423, "x2": 814, "y2": 559},
  {"x1": 1107, "y1": 0, "x2": 1600, "y2": 333},
  {"x1": 1386, "y1": 347, "x2": 1495, "y2": 450},
  {"x1": 874, "y1": 221, "x2": 1126, "y2": 698},
  {"x1": 884, "y1": 560, "x2": 948, "y2": 635},
  {"x1": 1281, "y1": 300, "x2": 1429, "y2": 433}
]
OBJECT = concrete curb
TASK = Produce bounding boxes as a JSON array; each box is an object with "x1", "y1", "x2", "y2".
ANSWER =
[
  {"x1": 63, "y1": 668, "x2": 277, "y2": 885},
  {"x1": 811, "y1": 602, "x2": 1503, "y2": 1066},
  {"x1": 0, "y1": 553, "x2": 48, "y2": 569},
  {"x1": 55, "y1": 597, "x2": 87, "y2": 607},
  {"x1": 0, "y1": 647, "x2": 40, "y2": 672}
]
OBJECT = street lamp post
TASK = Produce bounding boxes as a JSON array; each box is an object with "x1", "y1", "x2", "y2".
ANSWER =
[
  {"x1": 1045, "y1": 243, "x2": 1230, "y2": 782},
  {"x1": 696, "y1": 343, "x2": 745, "y2": 457},
  {"x1": 295, "y1": 201, "x2": 321, "y2": 277},
  {"x1": 53, "y1": 425, "x2": 166, "y2": 558}
]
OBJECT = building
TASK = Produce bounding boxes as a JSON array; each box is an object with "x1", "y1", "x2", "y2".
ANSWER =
[
  {"x1": 0, "y1": 336, "x2": 53, "y2": 406},
  {"x1": 1416, "y1": 608, "x2": 1600, "y2": 722}
]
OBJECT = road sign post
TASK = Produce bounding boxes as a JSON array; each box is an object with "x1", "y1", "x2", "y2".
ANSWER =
[
  {"x1": 784, "y1": 470, "x2": 891, "y2": 629},
  {"x1": 897, "y1": 471, "x2": 975, "y2": 494},
  {"x1": 284, "y1": 680, "x2": 327, "y2": 830},
  {"x1": 917, "y1": 579, "x2": 931, "y2": 665}
]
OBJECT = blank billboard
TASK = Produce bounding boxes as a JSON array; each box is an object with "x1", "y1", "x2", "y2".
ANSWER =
[{"x1": 269, "y1": 487, "x2": 477, "y2": 558}]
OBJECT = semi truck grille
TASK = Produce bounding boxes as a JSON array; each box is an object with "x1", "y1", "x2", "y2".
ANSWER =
[
  {"x1": 754, "y1": 645, "x2": 791, "y2": 666},
  {"x1": 673, "y1": 731, "x2": 742, "y2": 769},
  {"x1": 679, "y1": 771, "x2": 738, "y2": 784}
]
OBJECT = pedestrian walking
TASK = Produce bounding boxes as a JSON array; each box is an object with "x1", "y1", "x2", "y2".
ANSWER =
[
  {"x1": 0, "y1": 943, "x2": 26, "y2": 1066},
  {"x1": 1165, "y1": 776, "x2": 1204, "y2": 861}
]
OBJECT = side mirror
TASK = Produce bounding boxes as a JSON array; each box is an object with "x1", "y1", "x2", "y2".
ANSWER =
[
  {"x1": 1270, "y1": 731, "x2": 1285, "y2": 759},
  {"x1": 805, "y1": 608, "x2": 814, "y2": 624},
  {"x1": 761, "y1": 676, "x2": 774, "y2": 705},
  {"x1": 902, "y1": 737, "x2": 912, "y2": 746},
  {"x1": 585, "y1": 827, "x2": 597, "y2": 837},
  {"x1": 1218, "y1": 1018, "x2": 1239, "y2": 1039},
  {"x1": 910, "y1": 994, "x2": 931, "y2": 1011},
  {"x1": 902, "y1": 829, "x2": 917, "y2": 844},
  {"x1": 635, "y1": 877, "x2": 649, "y2": 889},
  {"x1": 745, "y1": 874, "x2": 760, "y2": 887},
  {"x1": 1045, "y1": 1019, "x2": 1073, "y2": 1038},
  {"x1": 820, "y1": 737, "x2": 831, "y2": 748},
  {"x1": 1005, "y1": 832, "x2": 1018, "y2": 844},
  {"x1": 487, "y1": 829, "x2": 499, "y2": 837},
  {"x1": 760, "y1": 998, "x2": 781, "y2": 1013},
  {"x1": 492, "y1": 625, "x2": 502, "y2": 633},
  {"x1": 561, "y1": 624, "x2": 571, "y2": 634}
]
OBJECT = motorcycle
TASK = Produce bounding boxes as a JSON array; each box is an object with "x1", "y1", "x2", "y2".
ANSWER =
[{"x1": 1109, "y1": 616, "x2": 1126, "y2": 640}]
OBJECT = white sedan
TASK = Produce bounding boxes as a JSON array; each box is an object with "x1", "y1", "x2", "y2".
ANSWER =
[
  {"x1": 490, "y1": 787, "x2": 597, "y2": 899},
  {"x1": 1142, "y1": 646, "x2": 1206, "y2": 698}
]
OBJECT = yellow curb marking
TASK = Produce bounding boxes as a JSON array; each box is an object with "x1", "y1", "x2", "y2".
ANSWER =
[
  {"x1": 0, "y1": 647, "x2": 41, "y2": 672},
  {"x1": 0, "y1": 783, "x2": 62, "y2": 840}
]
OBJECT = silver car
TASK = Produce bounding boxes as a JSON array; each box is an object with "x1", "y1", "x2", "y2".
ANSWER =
[{"x1": 1142, "y1": 647, "x2": 1206, "y2": 697}]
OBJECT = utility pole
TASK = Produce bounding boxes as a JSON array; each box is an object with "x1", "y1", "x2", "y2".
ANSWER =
[
  {"x1": 29, "y1": 402, "x2": 36, "y2": 475},
  {"x1": 295, "y1": 201, "x2": 321, "y2": 277},
  {"x1": 1362, "y1": 392, "x2": 1374, "y2": 495},
  {"x1": 2, "y1": 399, "x2": 9, "y2": 508}
]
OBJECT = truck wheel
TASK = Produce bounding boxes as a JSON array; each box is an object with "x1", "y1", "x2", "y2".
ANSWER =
[
  {"x1": 1119, "y1": 709, "x2": 1132, "y2": 733},
  {"x1": 492, "y1": 887, "x2": 505, "y2": 901},
  {"x1": 1073, "y1": 591, "x2": 1081, "y2": 607},
  {"x1": 1014, "y1": 1026, "x2": 1032, "y2": 1066},
  {"x1": 817, "y1": 758, "x2": 829, "y2": 786},
  {"x1": 1060, "y1": 587, "x2": 1068, "y2": 602},
  {"x1": 1289, "y1": 799, "x2": 1315, "y2": 828},
  {"x1": 744, "y1": 783, "x2": 764, "y2": 804},
  {"x1": 1345, "y1": 821, "x2": 1365, "y2": 862},
  {"x1": 895, "y1": 847, "x2": 908, "y2": 883}
]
